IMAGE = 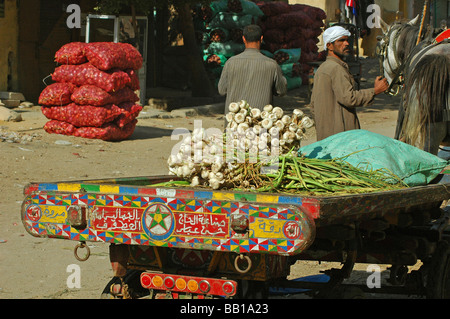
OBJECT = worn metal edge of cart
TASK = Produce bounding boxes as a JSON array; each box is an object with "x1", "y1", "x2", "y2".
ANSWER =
[{"x1": 20, "y1": 176, "x2": 317, "y2": 257}]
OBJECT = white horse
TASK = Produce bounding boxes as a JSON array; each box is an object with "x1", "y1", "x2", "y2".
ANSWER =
[{"x1": 377, "y1": 16, "x2": 450, "y2": 155}]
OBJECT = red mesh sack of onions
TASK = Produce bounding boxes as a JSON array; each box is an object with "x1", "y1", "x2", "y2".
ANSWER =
[
  {"x1": 258, "y1": 2, "x2": 290, "y2": 17},
  {"x1": 84, "y1": 42, "x2": 143, "y2": 71},
  {"x1": 71, "y1": 85, "x2": 139, "y2": 106},
  {"x1": 44, "y1": 120, "x2": 76, "y2": 136},
  {"x1": 70, "y1": 85, "x2": 113, "y2": 106},
  {"x1": 74, "y1": 119, "x2": 137, "y2": 141},
  {"x1": 38, "y1": 83, "x2": 77, "y2": 106},
  {"x1": 125, "y1": 69, "x2": 140, "y2": 90},
  {"x1": 41, "y1": 103, "x2": 122, "y2": 127},
  {"x1": 113, "y1": 87, "x2": 139, "y2": 104},
  {"x1": 52, "y1": 63, "x2": 131, "y2": 92},
  {"x1": 54, "y1": 42, "x2": 88, "y2": 65},
  {"x1": 115, "y1": 102, "x2": 143, "y2": 128}
]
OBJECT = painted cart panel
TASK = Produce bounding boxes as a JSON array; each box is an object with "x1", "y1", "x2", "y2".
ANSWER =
[
  {"x1": 21, "y1": 175, "x2": 450, "y2": 256},
  {"x1": 21, "y1": 182, "x2": 315, "y2": 257}
]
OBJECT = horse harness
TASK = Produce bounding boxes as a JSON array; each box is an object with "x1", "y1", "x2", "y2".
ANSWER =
[
  {"x1": 378, "y1": 24, "x2": 449, "y2": 109},
  {"x1": 376, "y1": 22, "x2": 409, "y2": 96},
  {"x1": 377, "y1": 22, "x2": 438, "y2": 96}
]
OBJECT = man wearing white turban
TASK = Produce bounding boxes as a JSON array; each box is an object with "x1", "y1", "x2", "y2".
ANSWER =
[
  {"x1": 322, "y1": 26, "x2": 351, "y2": 51},
  {"x1": 310, "y1": 26, "x2": 389, "y2": 141}
]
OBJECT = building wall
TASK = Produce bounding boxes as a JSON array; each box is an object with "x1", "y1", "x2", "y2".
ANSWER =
[
  {"x1": 0, "y1": 0, "x2": 19, "y2": 92},
  {"x1": 289, "y1": 0, "x2": 407, "y2": 57},
  {"x1": 360, "y1": 0, "x2": 401, "y2": 57}
]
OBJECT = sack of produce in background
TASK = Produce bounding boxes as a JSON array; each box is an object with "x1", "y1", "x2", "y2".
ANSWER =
[
  {"x1": 258, "y1": 2, "x2": 326, "y2": 88},
  {"x1": 39, "y1": 42, "x2": 143, "y2": 141},
  {"x1": 193, "y1": 0, "x2": 264, "y2": 87},
  {"x1": 193, "y1": 0, "x2": 326, "y2": 90}
]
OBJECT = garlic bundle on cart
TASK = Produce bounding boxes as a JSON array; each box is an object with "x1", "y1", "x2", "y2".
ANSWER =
[
  {"x1": 167, "y1": 128, "x2": 229, "y2": 190},
  {"x1": 225, "y1": 100, "x2": 314, "y2": 155},
  {"x1": 167, "y1": 101, "x2": 314, "y2": 190}
]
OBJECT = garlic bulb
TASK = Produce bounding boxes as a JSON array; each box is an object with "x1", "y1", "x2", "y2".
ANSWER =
[
  {"x1": 261, "y1": 118, "x2": 273, "y2": 130},
  {"x1": 271, "y1": 138, "x2": 280, "y2": 147},
  {"x1": 239, "y1": 100, "x2": 249, "y2": 110},
  {"x1": 281, "y1": 115, "x2": 291, "y2": 125},
  {"x1": 263, "y1": 104, "x2": 273, "y2": 112},
  {"x1": 246, "y1": 130, "x2": 256, "y2": 141},
  {"x1": 250, "y1": 108, "x2": 261, "y2": 119},
  {"x1": 258, "y1": 139, "x2": 268, "y2": 150},
  {"x1": 211, "y1": 162, "x2": 222, "y2": 173},
  {"x1": 268, "y1": 113, "x2": 278, "y2": 122},
  {"x1": 300, "y1": 116, "x2": 314, "y2": 129},
  {"x1": 234, "y1": 113, "x2": 245, "y2": 124},
  {"x1": 293, "y1": 109, "x2": 304, "y2": 118},
  {"x1": 274, "y1": 120, "x2": 285, "y2": 131},
  {"x1": 209, "y1": 178, "x2": 220, "y2": 190},
  {"x1": 289, "y1": 123, "x2": 298, "y2": 132},
  {"x1": 237, "y1": 122, "x2": 249, "y2": 135},
  {"x1": 201, "y1": 169, "x2": 210, "y2": 180},
  {"x1": 272, "y1": 107, "x2": 283, "y2": 119},
  {"x1": 260, "y1": 132, "x2": 270, "y2": 142},
  {"x1": 225, "y1": 112, "x2": 234, "y2": 123},
  {"x1": 209, "y1": 144, "x2": 220, "y2": 155},
  {"x1": 191, "y1": 176, "x2": 200, "y2": 187},
  {"x1": 192, "y1": 128, "x2": 206, "y2": 142},
  {"x1": 228, "y1": 121, "x2": 238, "y2": 131},
  {"x1": 167, "y1": 154, "x2": 178, "y2": 166},
  {"x1": 283, "y1": 131, "x2": 295, "y2": 143},
  {"x1": 229, "y1": 102, "x2": 239, "y2": 113},
  {"x1": 253, "y1": 124, "x2": 262, "y2": 135},
  {"x1": 239, "y1": 108, "x2": 248, "y2": 116},
  {"x1": 269, "y1": 126, "x2": 279, "y2": 137}
]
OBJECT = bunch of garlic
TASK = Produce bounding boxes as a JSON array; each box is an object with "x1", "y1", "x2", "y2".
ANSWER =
[
  {"x1": 167, "y1": 127, "x2": 231, "y2": 190},
  {"x1": 225, "y1": 100, "x2": 314, "y2": 155},
  {"x1": 166, "y1": 101, "x2": 315, "y2": 190}
]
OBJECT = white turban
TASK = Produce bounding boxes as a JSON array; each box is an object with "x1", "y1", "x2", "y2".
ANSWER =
[{"x1": 323, "y1": 26, "x2": 351, "y2": 50}]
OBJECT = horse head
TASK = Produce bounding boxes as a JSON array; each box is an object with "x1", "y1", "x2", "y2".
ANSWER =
[{"x1": 376, "y1": 15, "x2": 420, "y2": 96}]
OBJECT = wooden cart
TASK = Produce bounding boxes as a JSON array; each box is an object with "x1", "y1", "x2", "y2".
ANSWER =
[{"x1": 21, "y1": 174, "x2": 450, "y2": 298}]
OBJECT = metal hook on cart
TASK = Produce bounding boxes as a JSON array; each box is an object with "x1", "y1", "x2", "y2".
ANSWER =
[
  {"x1": 74, "y1": 242, "x2": 90, "y2": 262},
  {"x1": 234, "y1": 254, "x2": 252, "y2": 274}
]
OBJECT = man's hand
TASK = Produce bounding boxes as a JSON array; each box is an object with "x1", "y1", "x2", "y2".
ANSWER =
[{"x1": 374, "y1": 76, "x2": 389, "y2": 95}]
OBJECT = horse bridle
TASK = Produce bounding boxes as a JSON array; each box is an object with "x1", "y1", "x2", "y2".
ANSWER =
[{"x1": 376, "y1": 22, "x2": 409, "y2": 96}]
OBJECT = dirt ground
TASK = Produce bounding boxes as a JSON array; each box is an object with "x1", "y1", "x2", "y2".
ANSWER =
[{"x1": 0, "y1": 58, "x2": 409, "y2": 299}]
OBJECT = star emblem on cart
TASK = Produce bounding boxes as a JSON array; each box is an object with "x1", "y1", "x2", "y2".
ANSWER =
[{"x1": 142, "y1": 203, "x2": 175, "y2": 241}]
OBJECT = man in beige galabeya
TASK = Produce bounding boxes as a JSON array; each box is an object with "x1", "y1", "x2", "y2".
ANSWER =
[{"x1": 310, "y1": 26, "x2": 389, "y2": 141}]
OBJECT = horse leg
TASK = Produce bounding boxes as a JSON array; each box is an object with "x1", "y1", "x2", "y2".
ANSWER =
[
  {"x1": 394, "y1": 97, "x2": 405, "y2": 140},
  {"x1": 423, "y1": 122, "x2": 448, "y2": 155}
]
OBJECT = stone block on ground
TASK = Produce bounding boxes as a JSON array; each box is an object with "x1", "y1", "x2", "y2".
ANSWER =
[
  {"x1": 19, "y1": 101, "x2": 34, "y2": 108},
  {"x1": 0, "y1": 106, "x2": 22, "y2": 122},
  {"x1": 0, "y1": 92, "x2": 26, "y2": 101},
  {"x1": 1, "y1": 99, "x2": 21, "y2": 108}
]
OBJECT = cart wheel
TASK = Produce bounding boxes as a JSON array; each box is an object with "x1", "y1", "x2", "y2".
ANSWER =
[{"x1": 426, "y1": 240, "x2": 450, "y2": 299}]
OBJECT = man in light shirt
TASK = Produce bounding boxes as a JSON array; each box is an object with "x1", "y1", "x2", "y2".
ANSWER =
[
  {"x1": 310, "y1": 26, "x2": 389, "y2": 141},
  {"x1": 218, "y1": 24, "x2": 287, "y2": 121}
]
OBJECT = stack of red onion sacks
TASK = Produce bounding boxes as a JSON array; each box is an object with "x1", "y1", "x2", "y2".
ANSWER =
[{"x1": 39, "y1": 42, "x2": 143, "y2": 141}]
